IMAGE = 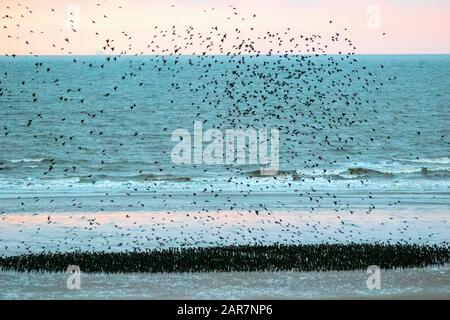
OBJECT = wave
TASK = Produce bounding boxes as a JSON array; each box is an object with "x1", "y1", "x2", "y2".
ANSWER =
[
  {"x1": 342, "y1": 167, "x2": 394, "y2": 178},
  {"x1": 417, "y1": 168, "x2": 450, "y2": 179},
  {"x1": 3, "y1": 158, "x2": 53, "y2": 164},
  {"x1": 336, "y1": 167, "x2": 450, "y2": 180},
  {"x1": 77, "y1": 174, "x2": 191, "y2": 183},
  {"x1": 393, "y1": 157, "x2": 450, "y2": 165},
  {"x1": 245, "y1": 169, "x2": 301, "y2": 179},
  {"x1": 2, "y1": 158, "x2": 161, "y2": 167},
  {"x1": 244, "y1": 166, "x2": 450, "y2": 180}
]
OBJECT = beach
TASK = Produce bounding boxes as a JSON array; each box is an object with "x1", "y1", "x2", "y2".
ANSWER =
[
  {"x1": 0, "y1": 208, "x2": 448, "y2": 256},
  {"x1": 1, "y1": 206, "x2": 447, "y2": 300},
  {"x1": 1, "y1": 266, "x2": 449, "y2": 300}
]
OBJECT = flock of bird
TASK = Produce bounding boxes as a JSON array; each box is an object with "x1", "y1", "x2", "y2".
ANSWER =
[
  {"x1": 1, "y1": 244, "x2": 448, "y2": 273},
  {"x1": 0, "y1": 1, "x2": 447, "y2": 269}
]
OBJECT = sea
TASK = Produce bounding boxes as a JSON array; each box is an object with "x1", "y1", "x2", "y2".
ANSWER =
[{"x1": 0, "y1": 54, "x2": 448, "y2": 214}]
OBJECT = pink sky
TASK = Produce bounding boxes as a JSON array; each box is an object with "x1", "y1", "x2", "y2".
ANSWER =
[{"x1": 1, "y1": 0, "x2": 449, "y2": 55}]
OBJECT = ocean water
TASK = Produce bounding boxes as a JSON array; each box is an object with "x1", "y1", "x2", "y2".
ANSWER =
[{"x1": 0, "y1": 54, "x2": 449, "y2": 213}]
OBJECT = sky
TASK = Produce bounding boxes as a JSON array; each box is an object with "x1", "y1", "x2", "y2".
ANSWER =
[{"x1": 1, "y1": 0, "x2": 449, "y2": 55}]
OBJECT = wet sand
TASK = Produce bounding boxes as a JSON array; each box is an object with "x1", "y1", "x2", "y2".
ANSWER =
[
  {"x1": 1, "y1": 265, "x2": 449, "y2": 300},
  {"x1": 0, "y1": 209, "x2": 448, "y2": 256},
  {"x1": 1, "y1": 209, "x2": 448, "y2": 299}
]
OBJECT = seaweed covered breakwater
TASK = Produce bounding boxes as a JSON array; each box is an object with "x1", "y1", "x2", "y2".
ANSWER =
[{"x1": 0, "y1": 244, "x2": 448, "y2": 273}]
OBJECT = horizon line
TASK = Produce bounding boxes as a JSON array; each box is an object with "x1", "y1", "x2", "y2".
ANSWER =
[{"x1": 3, "y1": 53, "x2": 450, "y2": 57}]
